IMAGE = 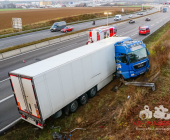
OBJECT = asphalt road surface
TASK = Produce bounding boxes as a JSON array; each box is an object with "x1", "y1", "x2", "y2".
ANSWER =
[
  {"x1": 0, "y1": 9, "x2": 156, "y2": 50},
  {"x1": 0, "y1": 8, "x2": 170, "y2": 133}
]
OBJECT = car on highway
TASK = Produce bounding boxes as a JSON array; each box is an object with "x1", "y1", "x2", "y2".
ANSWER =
[
  {"x1": 137, "y1": 12, "x2": 143, "y2": 15},
  {"x1": 145, "y1": 17, "x2": 151, "y2": 21},
  {"x1": 114, "y1": 15, "x2": 121, "y2": 21},
  {"x1": 139, "y1": 26, "x2": 150, "y2": 35},
  {"x1": 50, "y1": 21, "x2": 66, "y2": 32},
  {"x1": 61, "y1": 26, "x2": 74, "y2": 33},
  {"x1": 129, "y1": 20, "x2": 135, "y2": 23},
  {"x1": 129, "y1": 15, "x2": 132, "y2": 18}
]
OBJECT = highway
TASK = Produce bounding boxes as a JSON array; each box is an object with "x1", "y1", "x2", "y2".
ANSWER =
[
  {"x1": 0, "y1": 8, "x2": 170, "y2": 133},
  {"x1": 0, "y1": 9, "x2": 156, "y2": 50}
]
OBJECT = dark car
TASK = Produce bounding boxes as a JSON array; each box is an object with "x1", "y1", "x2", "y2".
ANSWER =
[
  {"x1": 61, "y1": 26, "x2": 74, "y2": 33},
  {"x1": 129, "y1": 20, "x2": 135, "y2": 23},
  {"x1": 145, "y1": 18, "x2": 151, "y2": 21}
]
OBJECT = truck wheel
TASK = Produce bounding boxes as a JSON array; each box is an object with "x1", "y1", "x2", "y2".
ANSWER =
[
  {"x1": 69, "y1": 100, "x2": 78, "y2": 113},
  {"x1": 79, "y1": 93, "x2": 88, "y2": 105},
  {"x1": 88, "y1": 86, "x2": 97, "y2": 98},
  {"x1": 63, "y1": 105, "x2": 70, "y2": 115}
]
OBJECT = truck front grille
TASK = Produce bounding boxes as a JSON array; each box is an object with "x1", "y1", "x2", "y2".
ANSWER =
[{"x1": 133, "y1": 61, "x2": 146, "y2": 70}]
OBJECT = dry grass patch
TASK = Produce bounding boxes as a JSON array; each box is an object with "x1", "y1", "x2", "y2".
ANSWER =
[{"x1": 0, "y1": 7, "x2": 143, "y2": 36}]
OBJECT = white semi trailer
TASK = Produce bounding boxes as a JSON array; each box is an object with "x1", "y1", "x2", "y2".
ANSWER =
[{"x1": 9, "y1": 37, "x2": 130, "y2": 128}]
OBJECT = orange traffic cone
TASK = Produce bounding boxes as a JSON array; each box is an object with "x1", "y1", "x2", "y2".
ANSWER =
[{"x1": 23, "y1": 59, "x2": 25, "y2": 63}]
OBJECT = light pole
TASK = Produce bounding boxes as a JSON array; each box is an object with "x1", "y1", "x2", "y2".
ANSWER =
[{"x1": 104, "y1": 12, "x2": 112, "y2": 26}]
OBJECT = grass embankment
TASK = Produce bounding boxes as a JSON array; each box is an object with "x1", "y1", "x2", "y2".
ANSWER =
[
  {"x1": 0, "y1": 7, "x2": 143, "y2": 36},
  {"x1": 0, "y1": 11, "x2": 157, "y2": 54}
]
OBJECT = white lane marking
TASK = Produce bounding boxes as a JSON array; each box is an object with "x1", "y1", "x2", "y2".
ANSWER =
[
  {"x1": 0, "y1": 118, "x2": 21, "y2": 133},
  {"x1": 0, "y1": 78, "x2": 10, "y2": 83},
  {"x1": 151, "y1": 24, "x2": 154, "y2": 26},
  {"x1": 0, "y1": 95, "x2": 14, "y2": 104},
  {"x1": 0, "y1": 35, "x2": 87, "y2": 62},
  {"x1": 131, "y1": 33, "x2": 137, "y2": 36},
  {"x1": 57, "y1": 43, "x2": 77, "y2": 51}
]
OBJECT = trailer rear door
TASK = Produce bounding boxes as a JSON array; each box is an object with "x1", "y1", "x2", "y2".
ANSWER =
[{"x1": 10, "y1": 75, "x2": 40, "y2": 118}]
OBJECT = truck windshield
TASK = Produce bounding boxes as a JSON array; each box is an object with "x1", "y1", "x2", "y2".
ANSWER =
[
  {"x1": 128, "y1": 48, "x2": 147, "y2": 63},
  {"x1": 52, "y1": 24, "x2": 57, "y2": 28},
  {"x1": 140, "y1": 28, "x2": 145, "y2": 31},
  {"x1": 115, "y1": 16, "x2": 119, "y2": 18}
]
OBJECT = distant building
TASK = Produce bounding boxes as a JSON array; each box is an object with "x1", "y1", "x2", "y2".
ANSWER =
[{"x1": 40, "y1": 1, "x2": 52, "y2": 6}]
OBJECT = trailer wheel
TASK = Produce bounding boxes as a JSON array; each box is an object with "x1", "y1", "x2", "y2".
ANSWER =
[
  {"x1": 79, "y1": 93, "x2": 88, "y2": 105},
  {"x1": 88, "y1": 86, "x2": 97, "y2": 98},
  {"x1": 63, "y1": 105, "x2": 70, "y2": 115},
  {"x1": 69, "y1": 100, "x2": 78, "y2": 113}
]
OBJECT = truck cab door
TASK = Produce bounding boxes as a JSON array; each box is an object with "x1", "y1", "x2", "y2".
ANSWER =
[{"x1": 115, "y1": 55, "x2": 130, "y2": 79}]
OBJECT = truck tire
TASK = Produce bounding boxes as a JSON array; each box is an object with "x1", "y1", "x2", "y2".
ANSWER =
[
  {"x1": 63, "y1": 105, "x2": 70, "y2": 115},
  {"x1": 69, "y1": 100, "x2": 78, "y2": 113},
  {"x1": 88, "y1": 86, "x2": 97, "y2": 98},
  {"x1": 79, "y1": 93, "x2": 88, "y2": 105}
]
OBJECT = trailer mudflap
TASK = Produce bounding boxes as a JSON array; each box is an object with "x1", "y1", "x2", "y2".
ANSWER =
[{"x1": 21, "y1": 117, "x2": 43, "y2": 129}]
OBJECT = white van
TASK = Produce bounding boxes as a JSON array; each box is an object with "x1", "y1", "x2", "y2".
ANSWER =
[{"x1": 114, "y1": 15, "x2": 121, "y2": 21}]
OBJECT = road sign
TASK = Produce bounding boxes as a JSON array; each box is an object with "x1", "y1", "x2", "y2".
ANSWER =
[
  {"x1": 122, "y1": 8, "x2": 124, "y2": 12},
  {"x1": 12, "y1": 18, "x2": 22, "y2": 30}
]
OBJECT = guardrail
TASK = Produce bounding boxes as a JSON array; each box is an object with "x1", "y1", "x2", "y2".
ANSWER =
[{"x1": 0, "y1": 31, "x2": 87, "y2": 60}]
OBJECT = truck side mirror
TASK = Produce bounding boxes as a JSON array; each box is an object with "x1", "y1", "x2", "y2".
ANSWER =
[{"x1": 146, "y1": 48, "x2": 149, "y2": 55}]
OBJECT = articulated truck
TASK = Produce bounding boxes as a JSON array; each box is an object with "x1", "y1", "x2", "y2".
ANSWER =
[{"x1": 9, "y1": 37, "x2": 149, "y2": 128}]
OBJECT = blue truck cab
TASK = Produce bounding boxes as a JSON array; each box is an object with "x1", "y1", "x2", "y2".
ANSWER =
[
  {"x1": 115, "y1": 39, "x2": 149, "y2": 79},
  {"x1": 163, "y1": 8, "x2": 167, "y2": 12}
]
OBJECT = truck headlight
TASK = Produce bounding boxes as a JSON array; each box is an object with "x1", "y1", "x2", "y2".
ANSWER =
[
  {"x1": 116, "y1": 64, "x2": 121, "y2": 70},
  {"x1": 131, "y1": 74, "x2": 135, "y2": 76}
]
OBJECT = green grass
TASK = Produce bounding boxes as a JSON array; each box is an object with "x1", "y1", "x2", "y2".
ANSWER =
[
  {"x1": 0, "y1": 8, "x2": 26, "y2": 11},
  {"x1": 143, "y1": 21, "x2": 170, "y2": 48}
]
